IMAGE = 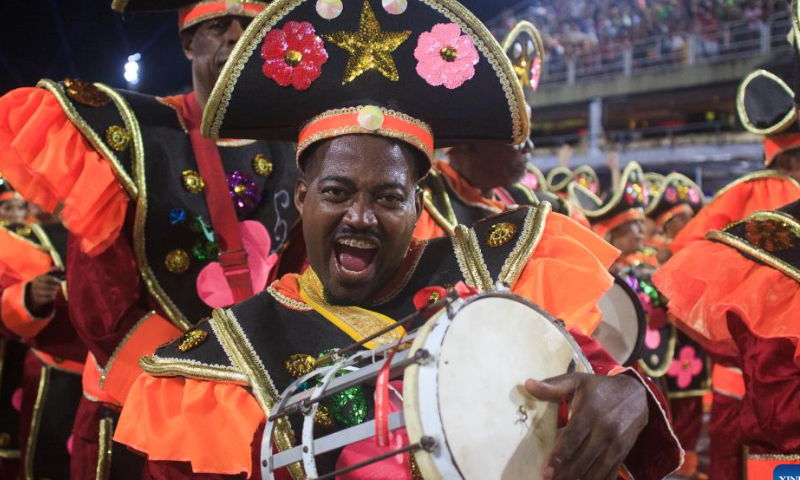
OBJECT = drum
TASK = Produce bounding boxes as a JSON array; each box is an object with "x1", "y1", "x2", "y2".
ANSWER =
[
  {"x1": 593, "y1": 276, "x2": 646, "y2": 366},
  {"x1": 262, "y1": 291, "x2": 592, "y2": 480}
]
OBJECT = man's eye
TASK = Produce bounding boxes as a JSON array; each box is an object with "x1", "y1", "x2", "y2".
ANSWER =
[
  {"x1": 380, "y1": 194, "x2": 404, "y2": 205},
  {"x1": 322, "y1": 188, "x2": 347, "y2": 199}
]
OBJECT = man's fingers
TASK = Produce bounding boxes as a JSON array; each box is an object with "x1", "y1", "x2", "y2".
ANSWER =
[
  {"x1": 543, "y1": 413, "x2": 591, "y2": 480},
  {"x1": 525, "y1": 373, "x2": 584, "y2": 403}
]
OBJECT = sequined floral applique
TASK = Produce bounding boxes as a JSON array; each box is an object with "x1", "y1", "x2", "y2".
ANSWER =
[
  {"x1": 414, "y1": 23, "x2": 479, "y2": 89},
  {"x1": 261, "y1": 21, "x2": 329, "y2": 90}
]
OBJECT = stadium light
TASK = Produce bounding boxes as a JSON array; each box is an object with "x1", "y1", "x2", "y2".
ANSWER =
[{"x1": 124, "y1": 53, "x2": 141, "y2": 85}]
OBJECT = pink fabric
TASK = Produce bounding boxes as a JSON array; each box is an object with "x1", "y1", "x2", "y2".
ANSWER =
[{"x1": 196, "y1": 220, "x2": 278, "y2": 308}]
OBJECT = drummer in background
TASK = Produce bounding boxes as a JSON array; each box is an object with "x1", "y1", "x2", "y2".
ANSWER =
[
  {"x1": 661, "y1": 66, "x2": 800, "y2": 480},
  {"x1": 114, "y1": 1, "x2": 682, "y2": 478},
  {"x1": 413, "y1": 21, "x2": 578, "y2": 241},
  {"x1": 644, "y1": 173, "x2": 704, "y2": 263},
  {"x1": 643, "y1": 172, "x2": 671, "y2": 263},
  {"x1": 654, "y1": 199, "x2": 800, "y2": 479}
]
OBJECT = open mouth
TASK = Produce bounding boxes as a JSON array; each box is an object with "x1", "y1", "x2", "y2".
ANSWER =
[{"x1": 332, "y1": 237, "x2": 379, "y2": 280}]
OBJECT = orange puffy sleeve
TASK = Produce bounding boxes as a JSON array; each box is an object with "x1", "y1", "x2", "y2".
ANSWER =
[
  {"x1": 114, "y1": 373, "x2": 264, "y2": 477},
  {"x1": 671, "y1": 177, "x2": 800, "y2": 253},
  {"x1": 653, "y1": 239, "x2": 800, "y2": 369},
  {"x1": 0, "y1": 87, "x2": 129, "y2": 255},
  {"x1": 0, "y1": 227, "x2": 52, "y2": 286},
  {"x1": 512, "y1": 212, "x2": 619, "y2": 335}
]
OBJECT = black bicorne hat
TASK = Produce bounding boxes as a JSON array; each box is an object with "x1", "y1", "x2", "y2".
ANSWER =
[
  {"x1": 738, "y1": 68, "x2": 800, "y2": 166},
  {"x1": 569, "y1": 161, "x2": 648, "y2": 238},
  {"x1": 644, "y1": 172, "x2": 665, "y2": 201},
  {"x1": 546, "y1": 166, "x2": 573, "y2": 192},
  {"x1": 201, "y1": 0, "x2": 529, "y2": 172},
  {"x1": 645, "y1": 172, "x2": 704, "y2": 229}
]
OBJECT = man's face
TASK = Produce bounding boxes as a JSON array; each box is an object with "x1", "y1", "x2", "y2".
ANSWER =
[
  {"x1": 663, "y1": 211, "x2": 693, "y2": 239},
  {"x1": 0, "y1": 199, "x2": 27, "y2": 224},
  {"x1": 448, "y1": 141, "x2": 530, "y2": 191},
  {"x1": 609, "y1": 219, "x2": 645, "y2": 256},
  {"x1": 295, "y1": 135, "x2": 423, "y2": 305},
  {"x1": 181, "y1": 16, "x2": 252, "y2": 93}
]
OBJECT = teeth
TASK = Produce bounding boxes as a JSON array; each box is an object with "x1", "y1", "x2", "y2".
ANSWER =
[{"x1": 336, "y1": 238, "x2": 378, "y2": 249}]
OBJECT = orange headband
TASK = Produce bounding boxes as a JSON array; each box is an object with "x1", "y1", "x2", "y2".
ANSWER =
[
  {"x1": 763, "y1": 132, "x2": 800, "y2": 167},
  {"x1": 656, "y1": 204, "x2": 694, "y2": 229},
  {"x1": 297, "y1": 106, "x2": 434, "y2": 169},
  {"x1": 593, "y1": 208, "x2": 644, "y2": 239},
  {"x1": 0, "y1": 192, "x2": 18, "y2": 202},
  {"x1": 178, "y1": 1, "x2": 267, "y2": 31}
]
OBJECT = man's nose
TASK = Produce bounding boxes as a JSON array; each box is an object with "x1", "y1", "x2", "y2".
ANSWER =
[
  {"x1": 343, "y1": 196, "x2": 378, "y2": 230},
  {"x1": 225, "y1": 19, "x2": 246, "y2": 45}
]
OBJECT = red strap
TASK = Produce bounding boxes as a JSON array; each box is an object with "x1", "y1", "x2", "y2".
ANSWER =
[
  {"x1": 375, "y1": 333, "x2": 404, "y2": 446},
  {"x1": 182, "y1": 93, "x2": 253, "y2": 303}
]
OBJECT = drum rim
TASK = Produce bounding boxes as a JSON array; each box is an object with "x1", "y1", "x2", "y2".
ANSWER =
[
  {"x1": 610, "y1": 274, "x2": 647, "y2": 367},
  {"x1": 404, "y1": 291, "x2": 595, "y2": 480}
]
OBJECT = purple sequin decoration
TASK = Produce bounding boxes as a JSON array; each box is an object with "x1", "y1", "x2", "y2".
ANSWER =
[{"x1": 227, "y1": 171, "x2": 261, "y2": 216}]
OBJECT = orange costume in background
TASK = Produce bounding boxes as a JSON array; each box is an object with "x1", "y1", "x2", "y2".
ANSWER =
[{"x1": 654, "y1": 201, "x2": 800, "y2": 480}]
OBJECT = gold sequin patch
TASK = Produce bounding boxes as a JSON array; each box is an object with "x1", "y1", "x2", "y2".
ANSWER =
[
  {"x1": 428, "y1": 291, "x2": 441, "y2": 304},
  {"x1": 0, "y1": 432, "x2": 9, "y2": 447},
  {"x1": 253, "y1": 154, "x2": 274, "y2": 178},
  {"x1": 63, "y1": 78, "x2": 110, "y2": 107},
  {"x1": 13, "y1": 224, "x2": 32, "y2": 237},
  {"x1": 315, "y1": 405, "x2": 335, "y2": 428},
  {"x1": 285, "y1": 353, "x2": 316, "y2": 378},
  {"x1": 105, "y1": 125, "x2": 130, "y2": 152},
  {"x1": 165, "y1": 249, "x2": 190, "y2": 273},
  {"x1": 178, "y1": 330, "x2": 208, "y2": 352},
  {"x1": 181, "y1": 170, "x2": 205, "y2": 194},
  {"x1": 486, "y1": 222, "x2": 518, "y2": 247},
  {"x1": 324, "y1": 1, "x2": 411, "y2": 83},
  {"x1": 745, "y1": 219, "x2": 797, "y2": 252}
]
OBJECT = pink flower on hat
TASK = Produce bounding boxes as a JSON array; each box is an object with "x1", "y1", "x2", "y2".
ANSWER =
[
  {"x1": 414, "y1": 23, "x2": 479, "y2": 89},
  {"x1": 667, "y1": 345, "x2": 704, "y2": 389},
  {"x1": 261, "y1": 21, "x2": 328, "y2": 91}
]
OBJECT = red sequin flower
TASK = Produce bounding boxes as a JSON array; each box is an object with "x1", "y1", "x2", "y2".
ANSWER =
[{"x1": 261, "y1": 21, "x2": 328, "y2": 91}]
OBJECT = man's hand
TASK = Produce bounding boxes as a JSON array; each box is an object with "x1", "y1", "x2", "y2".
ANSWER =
[
  {"x1": 26, "y1": 270, "x2": 62, "y2": 317},
  {"x1": 525, "y1": 372, "x2": 649, "y2": 480}
]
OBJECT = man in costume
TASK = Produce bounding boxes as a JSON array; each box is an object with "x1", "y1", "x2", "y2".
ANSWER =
[
  {"x1": 413, "y1": 21, "x2": 576, "y2": 240},
  {"x1": 115, "y1": 1, "x2": 682, "y2": 478},
  {"x1": 655, "y1": 65, "x2": 800, "y2": 480},
  {"x1": 654, "y1": 200, "x2": 800, "y2": 479},
  {"x1": 0, "y1": 181, "x2": 86, "y2": 480},
  {"x1": 0, "y1": 0, "x2": 299, "y2": 477}
]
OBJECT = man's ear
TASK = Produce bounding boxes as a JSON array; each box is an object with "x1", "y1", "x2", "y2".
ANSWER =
[
  {"x1": 295, "y1": 177, "x2": 308, "y2": 217},
  {"x1": 180, "y1": 30, "x2": 195, "y2": 61},
  {"x1": 414, "y1": 186, "x2": 423, "y2": 222}
]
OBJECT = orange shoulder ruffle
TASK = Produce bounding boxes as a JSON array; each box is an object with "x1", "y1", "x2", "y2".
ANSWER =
[
  {"x1": 0, "y1": 87, "x2": 128, "y2": 256},
  {"x1": 114, "y1": 373, "x2": 264, "y2": 477},
  {"x1": 0, "y1": 227, "x2": 52, "y2": 286},
  {"x1": 671, "y1": 177, "x2": 800, "y2": 253},
  {"x1": 653, "y1": 239, "x2": 800, "y2": 368},
  {"x1": 513, "y1": 211, "x2": 619, "y2": 335}
]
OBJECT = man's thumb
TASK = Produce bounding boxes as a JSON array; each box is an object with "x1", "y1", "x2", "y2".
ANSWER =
[{"x1": 524, "y1": 373, "x2": 583, "y2": 402}]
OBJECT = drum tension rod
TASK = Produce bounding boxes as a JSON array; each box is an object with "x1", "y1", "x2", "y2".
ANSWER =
[
  {"x1": 269, "y1": 349, "x2": 432, "y2": 421},
  {"x1": 312, "y1": 436, "x2": 438, "y2": 480},
  {"x1": 316, "y1": 290, "x2": 459, "y2": 365}
]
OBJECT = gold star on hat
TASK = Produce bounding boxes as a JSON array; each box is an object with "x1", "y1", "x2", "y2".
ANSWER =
[{"x1": 324, "y1": 1, "x2": 411, "y2": 83}]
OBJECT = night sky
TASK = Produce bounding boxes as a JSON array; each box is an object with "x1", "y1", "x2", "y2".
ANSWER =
[{"x1": 0, "y1": 0, "x2": 519, "y2": 95}]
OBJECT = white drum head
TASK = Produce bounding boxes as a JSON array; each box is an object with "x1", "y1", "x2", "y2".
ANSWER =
[
  {"x1": 594, "y1": 277, "x2": 646, "y2": 366},
  {"x1": 404, "y1": 294, "x2": 591, "y2": 480}
]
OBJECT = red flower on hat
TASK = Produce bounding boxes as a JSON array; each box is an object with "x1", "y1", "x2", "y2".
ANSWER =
[
  {"x1": 414, "y1": 23, "x2": 479, "y2": 89},
  {"x1": 261, "y1": 21, "x2": 328, "y2": 91},
  {"x1": 412, "y1": 281, "x2": 478, "y2": 311}
]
